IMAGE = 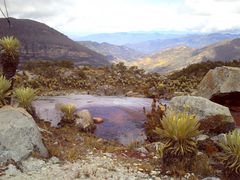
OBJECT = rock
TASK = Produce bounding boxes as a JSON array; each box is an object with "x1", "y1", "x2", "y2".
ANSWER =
[
  {"x1": 0, "y1": 106, "x2": 48, "y2": 164},
  {"x1": 125, "y1": 91, "x2": 144, "y2": 98},
  {"x1": 136, "y1": 147, "x2": 148, "y2": 154},
  {"x1": 5, "y1": 164, "x2": 21, "y2": 176},
  {"x1": 75, "y1": 109, "x2": 96, "y2": 132},
  {"x1": 48, "y1": 156, "x2": 60, "y2": 164},
  {"x1": 202, "y1": 177, "x2": 221, "y2": 180},
  {"x1": 210, "y1": 133, "x2": 225, "y2": 143},
  {"x1": 23, "y1": 70, "x2": 38, "y2": 81},
  {"x1": 93, "y1": 117, "x2": 104, "y2": 124},
  {"x1": 169, "y1": 96, "x2": 235, "y2": 134},
  {"x1": 196, "y1": 134, "x2": 209, "y2": 141},
  {"x1": 96, "y1": 85, "x2": 123, "y2": 96},
  {"x1": 22, "y1": 157, "x2": 46, "y2": 172},
  {"x1": 197, "y1": 66, "x2": 240, "y2": 99},
  {"x1": 62, "y1": 70, "x2": 78, "y2": 79},
  {"x1": 173, "y1": 91, "x2": 186, "y2": 97},
  {"x1": 148, "y1": 87, "x2": 158, "y2": 97}
]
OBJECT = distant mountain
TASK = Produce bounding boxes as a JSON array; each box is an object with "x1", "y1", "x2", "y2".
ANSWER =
[
  {"x1": 76, "y1": 32, "x2": 188, "y2": 45},
  {"x1": 0, "y1": 18, "x2": 109, "y2": 66},
  {"x1": 126, "y1": 33, "x2": 240, "y2": 54},
  {"x1": 130, "y1": 38, "x2": 240, "y2": 73},
  {"x1": 190, "y1": 38, "x2": 240, "y2": 62},
  {"x1": 78, "y1": 41, "x2": 144, "y2": 61},
  {"x1": 129, "y1": 46, "x2": 196, "y2": 73}
]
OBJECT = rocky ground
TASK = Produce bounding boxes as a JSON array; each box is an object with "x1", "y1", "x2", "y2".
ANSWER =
[{"x1": 2, "y1": 154, "x2": 154, "y2": 180}]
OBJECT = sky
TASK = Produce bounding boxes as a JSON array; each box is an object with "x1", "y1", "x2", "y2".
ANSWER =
[{"x1": 1, "y1": 0, "x2": 240, "y2": 38}]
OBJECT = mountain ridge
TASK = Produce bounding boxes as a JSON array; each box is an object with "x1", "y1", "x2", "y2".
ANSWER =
[
  {"x1": 78, "y1": 41, "x2": 144, "y2": 61},
  {"x1": 0, "y1": 18, "x2": 109, "y2": 66},
  {"x1": 129, "y1": 38, "x2": 240, "y2": 74}
]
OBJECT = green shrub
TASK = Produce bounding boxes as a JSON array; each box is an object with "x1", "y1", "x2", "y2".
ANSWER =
[
  {"x1": 220, "y1": 129, "x2": 240, "y2": 177},
  {"x1": 14, "y1": 87, "x2": 36, "y2": 109},
  {"x1": 0, "y1": 36, "x2": 20, "y2": 60},
  {"x1": 155, "y1": 110, "x2": 201, "y2": 174},
  {"x1": 60, "y1": 103, "x2": 77, "y2": 122},
  {"x1": 0, "y1": 36, "x2": 20, "y2": 80},
  {"x1": 0, "y1": 75, "x2": 11, "y2": 106}
]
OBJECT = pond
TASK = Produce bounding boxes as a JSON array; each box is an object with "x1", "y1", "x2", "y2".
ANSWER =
[{"x1": 32, "y1": 95, "x2": 154, "y2": 145}]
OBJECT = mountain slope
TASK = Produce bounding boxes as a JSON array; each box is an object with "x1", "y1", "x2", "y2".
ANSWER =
[
  {"x1": 0, "y1": 18, "x2": 109, "y2": 66},
  {"x1": 128, "y1": 46, "x2": 196, "y2": 73},
  {"x1": 126, "y1": 33, "x2": 240, "y2": 54},
  {"x1": 190, "y1": 38, "x2": 240, "y2": 62},
  {"x1": 130, "y1": 38, "x2": 240, "y2": 74},
  {"x1": 78, "y1": 41, "x2": 144, "y2": 61}
]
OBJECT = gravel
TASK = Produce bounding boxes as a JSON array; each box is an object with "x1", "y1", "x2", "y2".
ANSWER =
[{"x1": 2, "y1": 154, "x2": 151, "y2": 180}]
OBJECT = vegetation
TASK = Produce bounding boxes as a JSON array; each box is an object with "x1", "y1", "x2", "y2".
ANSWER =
[
  {"x1": 0, "y1": 75, "x2": 11, "y2": 106},
  {"x1": 0, "y1": 36, "x2": 20, "y2": 80},
  {"x1": 14, "y1": 87, "x2": 36, "y2": 110},
  {"x1": 155, "y1": 110, "x2": 201, "y2": 174},
  {"x1": 144, "y1": 99, "x2": 166, "y2": 142},
  {"x1": 60, "y1": 103, "x2": 77, "y2": 122},
  {"x1": 168, "y1": 60, "x2": 240, "y2": 93},
  {"x1": 220, "y1": 129, "x2": 240, "y2": 178}
]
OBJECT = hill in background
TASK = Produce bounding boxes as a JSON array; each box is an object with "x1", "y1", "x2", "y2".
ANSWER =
[
  {"x1": 126, "y1": 33, "x2": 240, "y2": 54},
  {"x1": 0, "y1": 18, "x2": 109, "y2": 66},
  {"x1": 78, "y1": 41, "x2": 144, "y2": 61},
  {"x1": 130, "y1": 38, "x2": 240, "y2": 74}
]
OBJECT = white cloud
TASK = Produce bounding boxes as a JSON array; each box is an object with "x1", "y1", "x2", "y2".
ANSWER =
[{"x1": 1, "y1": 0, "x2": 240, "y2": 37}]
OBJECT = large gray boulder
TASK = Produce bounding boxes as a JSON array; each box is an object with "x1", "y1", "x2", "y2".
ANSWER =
[
  {"x1": 197, "y1": 66, "x2": 240, "y2": 99},
  {"x1": 0, "y1": 106, "x2": 48, "y2": 164},
  {"x1": 169, "y1": 96, "x2": 235, "y2": 134}
]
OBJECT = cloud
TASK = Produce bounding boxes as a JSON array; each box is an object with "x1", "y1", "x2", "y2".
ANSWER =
[{"x1": 0, "y1": 0, "x2": 240, "y2": 37}]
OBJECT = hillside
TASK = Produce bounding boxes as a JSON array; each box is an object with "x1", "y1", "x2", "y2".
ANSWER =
[
  {"x1": 130, "y1": 38, "x2": 240, "y2": 73},
  {"x1": 191, "y1": 38, "x2": 240, "y2": 62},
  {"x1": 78, "y1": 41, "x2": 144, "y2": 61},
  {"x1": 128, "y1": 46, "x2": 196, "y2": 73},
  {"x1": 126, "y1": 33, "x2": 240, "y2": 54},
  {"x1": 0, "y1": 18, "x2": 109, "y2": 66}
]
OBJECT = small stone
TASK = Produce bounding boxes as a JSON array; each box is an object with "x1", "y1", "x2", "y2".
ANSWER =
[
  {"x1": 211, "y1": 133, "x2": 225, "y2": 143},
  {"x1": 93, "y1": 117, "x2": 104, "y2": 124},
  {"x1": 202, "y1": 177, "x2": 221, "y2": 180},
  {"x1": 49, "y1": 156, "x2": 60, "y2": 164},
  {"x1": 136, "y1": 147, "x2": 148, "y2": 154},
  {"x1": 5, "y1": 164, "x2": 21, "y2": 176},
  {"x1": 196, "y1": 134, "x2": 209, "y2": 141}
]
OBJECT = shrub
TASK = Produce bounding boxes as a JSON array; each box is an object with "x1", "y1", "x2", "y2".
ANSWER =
[
  {"x1": 155, "y1": 110, "x2": 201, "y2": 174},
  {"x1": 0, "y1": 36, "x2": 20, "y2": 80},
  {"x1": 144, "y1": 99, "x2": 166, "y2": 142},
  {"x1": 0, "y1": 36, "x2": 20, "y2": 59},
  {"x1": 0, "y1": 75, "x2": 11, "y2": 106},
  {"x1": 220, "y1": 129, "x2": 240, "y2": 178},
  {"x1": 60, "y1": 103, "x2": 77, "y2": 122},
  {"x1": 14, "y1": 87, "x2": 36, "y2": 109}
]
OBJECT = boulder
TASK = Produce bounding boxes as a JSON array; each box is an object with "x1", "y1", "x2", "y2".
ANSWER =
[
  {"x1": 197, "y1": 66, "x2": 240, "y2": 99},
  {"x1": 75, "y1": 109, "x2": 96, "y2": 132},
  {"x1": 197, "y1": 66, "x2": 240, "y2": 125},
  {"x1": 0, "y1": 106, "x2": 48, "y2": 164},
  {"x1": 168, "y1": 96, "x2": 235, "y2": 134}
]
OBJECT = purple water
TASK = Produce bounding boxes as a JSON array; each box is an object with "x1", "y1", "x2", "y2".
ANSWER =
[{"x1": 32, "y1": 95, "x2": 153, "y2": 145}]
